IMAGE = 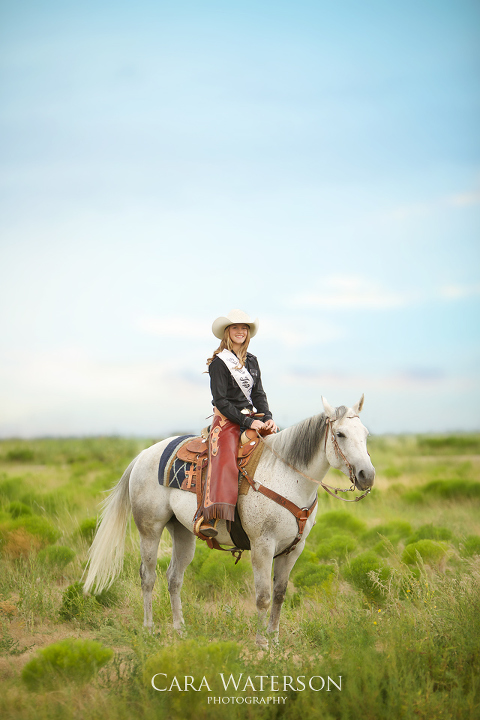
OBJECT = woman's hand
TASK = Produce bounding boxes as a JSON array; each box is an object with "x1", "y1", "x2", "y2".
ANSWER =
[
  {"x1": 263, "y1": 419, "x2": 278, "y2": 433},
  {"x1": 251, "y1": 418, "x2": 278, "y2": 433}
]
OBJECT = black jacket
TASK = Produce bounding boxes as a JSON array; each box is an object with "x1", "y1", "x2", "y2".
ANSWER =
[{"x1": 209, "y1": 352, "x2": 273, "y2": 429}]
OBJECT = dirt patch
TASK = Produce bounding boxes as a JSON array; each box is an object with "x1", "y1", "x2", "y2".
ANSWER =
[{"x1": 0, "y1": 601, "x2": 18, "y2": 618}]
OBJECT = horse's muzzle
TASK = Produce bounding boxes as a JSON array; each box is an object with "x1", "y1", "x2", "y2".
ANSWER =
[{"x1": 354, "y1": 466, "x2": 375, "y2": 491}]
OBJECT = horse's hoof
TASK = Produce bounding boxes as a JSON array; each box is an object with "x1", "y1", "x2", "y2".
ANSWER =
[{"x1": 255, "y1": 634, "x2": 269, "y2": 649}]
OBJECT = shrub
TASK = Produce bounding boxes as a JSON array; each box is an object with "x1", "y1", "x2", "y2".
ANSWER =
[
  {"x1": 11, "y1": 516, "x2": 60, "y2": 545},
  {"x1": 292, "y1": 548, "x2": 317, "y2": 568},
  {"x1": 5, "y1": 447, "x2": 35, "y2": 463},
  {"x1": 21, "y1": 638, "x2": 113, "y2": 690},
  {"x1": 19, "y1": 490, "x2": 43, "y2": 509},
  {"x1": 417, "y1": 435, "x2": 480, "y2": 454},
  {"x1": 314, "y1": 510, "x2": 367, "y2": 536},
  {"x1": 423, "y1": 479, "x2": 480, "y2": 500},
  {"x1": 402, "y1": 490, "x2": 425, "y2": 504},
  {"x1": 37, "y1": 545, "x2": 76, "y2": 569},
  {"x1": 383, "y1": 465, "x2": 401, "y2": 479},
  {"x1": 343, "y1": 551, "x2": 391, "y2": 601},
  {"x1": 94, "y1": 585, "x2": 120, "y2": 608},
  {"x1": 406, "y1": 524, "x2": 453, "y2": 545},
  {"x1": 293, "y1": 563, "x2": 336, "y2": 590},
  {"x1": 78, "y1": 517, "x2": 98, "y2": 542},
  {"x1": 0, "y1": 515, "x2": 59, "y2": 557},
  {"x1": 7, "y1": 501, "x2": 33, "y2": 518},
  {"x1": 361, "y1": 520, "x2": 412, "y2": 546},
  {"x1": 0, "y1": 476, "x2": 26, "y2": 502},
  {"x1": 372, "y1": 539, "x2": 392, "y2": 557},
  {"x1": 402, "y1": 540, "x2": 449, "y2": 566},
  {"x1": 59, "y1": 582, "x2": 100, "y2": 622},
  {"x1": 316, "y1": 533, "x2": 357, "y2": 561},
  {"x1": 0, "y1": 528, "x2": 42, "y2": 558},
  {"x1": 461, "y1": 535, "x2": 480, "y2": 557}
]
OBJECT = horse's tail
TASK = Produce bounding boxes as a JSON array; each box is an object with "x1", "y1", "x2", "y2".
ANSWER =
[{"x1": 83, "y1": 455, "x2": 139, "y2": 594}]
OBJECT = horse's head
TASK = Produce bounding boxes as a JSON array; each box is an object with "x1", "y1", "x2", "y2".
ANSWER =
[{"x1": 322, "y1": 395, "x2": 375, "y2": 491}]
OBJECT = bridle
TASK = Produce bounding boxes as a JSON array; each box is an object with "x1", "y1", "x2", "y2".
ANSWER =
[{"x1": 257, "y1": 415, "x2": 371, "y2": 503}]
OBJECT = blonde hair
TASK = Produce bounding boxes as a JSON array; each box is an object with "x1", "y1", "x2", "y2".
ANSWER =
[{"x1": 207, "y1": 326, "x2": 251, "y2": 368}]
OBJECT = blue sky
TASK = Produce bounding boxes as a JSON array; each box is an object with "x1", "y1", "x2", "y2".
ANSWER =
[{"x1": 1, "y1": 0, "x2": 479, "y2": 437}]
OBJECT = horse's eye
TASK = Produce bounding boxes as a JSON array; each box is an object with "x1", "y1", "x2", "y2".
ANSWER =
[{"x1": 336, "y1": 432, "x2": 346, "y2": 439}]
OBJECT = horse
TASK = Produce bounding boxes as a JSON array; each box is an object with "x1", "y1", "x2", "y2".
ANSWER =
[{"x1": 83, "y1": 395, "x2": 375, "y2": 646}]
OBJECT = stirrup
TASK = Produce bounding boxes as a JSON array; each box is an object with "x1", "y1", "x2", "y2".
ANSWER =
[{"x1": 195, "y1": 516, "x2": 218, "y2": 538}]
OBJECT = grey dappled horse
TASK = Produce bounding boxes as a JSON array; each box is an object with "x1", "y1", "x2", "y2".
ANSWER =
[{"x1": 84, "y1": 396, "x2": 375, "y2": 646}]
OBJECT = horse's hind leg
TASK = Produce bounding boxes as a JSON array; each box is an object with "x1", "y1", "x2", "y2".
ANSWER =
[
  {"x1": 139, "y1": 523, "x2": 165, "y2": 630},
  {"x1": 165, "y1": 518, "x2": 196, "y2": 633}
]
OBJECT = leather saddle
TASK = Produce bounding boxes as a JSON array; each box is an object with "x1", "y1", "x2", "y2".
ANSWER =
[{"x1": 174, "y1": 429, "x2": 263, "y2": 493}]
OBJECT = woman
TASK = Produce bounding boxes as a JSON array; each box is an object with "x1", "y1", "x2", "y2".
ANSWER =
[{"x1": 196, "y1": 309, "x2": 277, "y2": 538}]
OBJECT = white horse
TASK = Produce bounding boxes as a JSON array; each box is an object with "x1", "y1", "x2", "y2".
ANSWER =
[{"x1": 84, "y1": 396, "x2": 375, "y2": 646}]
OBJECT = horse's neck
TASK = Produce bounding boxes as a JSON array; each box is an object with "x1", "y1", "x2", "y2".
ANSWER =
[
  {"x1": 306, "y1": 450, "x2": 330, "y2": 482},
  {"x1": 267, "y1": 429, "x2": 330, "y2": 494}
]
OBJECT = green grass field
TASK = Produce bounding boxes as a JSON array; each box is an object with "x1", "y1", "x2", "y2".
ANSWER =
[{"x1": 0, "y1": 434, "x2": 479, "y2": 719}]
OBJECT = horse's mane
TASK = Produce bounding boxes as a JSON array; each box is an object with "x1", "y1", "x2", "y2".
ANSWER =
[{"x1": 274, "y1": 406, "x2": 348, "y2": 468}]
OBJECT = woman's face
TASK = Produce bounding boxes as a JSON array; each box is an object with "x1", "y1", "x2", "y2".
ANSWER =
[{"x1": 228, "y1": 324, "x2": 249, "y2": 346}]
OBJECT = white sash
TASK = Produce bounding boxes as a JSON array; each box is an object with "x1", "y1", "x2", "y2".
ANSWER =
[{"x1": 217, "y1": 349, "x2": 257, "y2": 412}]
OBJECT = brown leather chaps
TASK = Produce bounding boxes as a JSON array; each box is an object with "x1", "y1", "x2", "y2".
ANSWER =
[{"x1": 198, "y1": 408, "x2": 241, "y2": 522}]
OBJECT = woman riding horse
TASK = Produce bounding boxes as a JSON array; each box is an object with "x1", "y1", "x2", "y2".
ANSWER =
[{"x1": 195, "y1": 309, "x2": 277, "y2": 538}]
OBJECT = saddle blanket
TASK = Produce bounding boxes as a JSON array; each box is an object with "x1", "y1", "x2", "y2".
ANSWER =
[{"x1": 158, "y1": 435, "x2": 196, "y2": 490}]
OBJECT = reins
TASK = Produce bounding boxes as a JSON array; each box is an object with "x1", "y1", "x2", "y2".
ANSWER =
[{"x1": 256, "y1": 416, "x2": 371, "y2": 503}]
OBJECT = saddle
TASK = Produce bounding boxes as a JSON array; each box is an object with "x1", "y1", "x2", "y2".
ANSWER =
[{"x1": 173, "y1": 428, "x2": 264, "y2": 494}]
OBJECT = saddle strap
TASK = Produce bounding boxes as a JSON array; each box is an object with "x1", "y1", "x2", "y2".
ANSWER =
[
  {"x1": 204, "y1": 537, "x2": 244, "y2": 565},
  {"x1": 238, "y1": 466, "x2": 318, "y2": 558}
]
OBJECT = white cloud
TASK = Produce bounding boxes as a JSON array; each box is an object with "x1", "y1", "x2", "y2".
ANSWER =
[
  {"x1": 137, "y1": 316, "x2": 210, "y2": 339},
  {"x1": 388, "y1": 202, "x2": 432, "y2": 221},
  {"x1": 384, "y1": 188, "x2": 480, "y2": 223},
  {"x1": 260, "y1": 314, "x2": 345, "y2": 346},
  {"x1": 290, "y1": 275, "x2": 408, "y2": 310},
  {"x1": 447, "y1": 191, "x2": 480, "y2": 207},
  {"x1": 0, "y1": 346, "x2": 211, "y2": 436},
  {"x1": 284, "y1": 367, "x2": 475, "y2": 392},
  {"x1": 440, "y1": 284, "x2": 480, "y2": 300}
]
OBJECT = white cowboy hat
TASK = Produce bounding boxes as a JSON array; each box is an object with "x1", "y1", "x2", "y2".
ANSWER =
[{"x1": 212, "y1": 309, "x2": 259, "y2": 339}]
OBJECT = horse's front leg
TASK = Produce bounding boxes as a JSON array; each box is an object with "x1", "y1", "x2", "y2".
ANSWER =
[
  {"x1": 251, "y1": 540, "x2": 275, "y2": 648},
  {"x1": 267, "y1": 544, "x2": 304, "y2": 642}
]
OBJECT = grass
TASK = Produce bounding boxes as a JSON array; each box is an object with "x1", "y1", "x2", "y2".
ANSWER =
[{"x1": 0, "y1": 434, "x2": 479, "y2": 719}]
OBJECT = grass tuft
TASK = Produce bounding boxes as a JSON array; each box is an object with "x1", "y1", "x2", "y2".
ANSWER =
[
  {"x1": 21, "y1": 638, "x2": 113, "y2": 691},
  {"x1": 402, "y1": 540, "x2": 450, "y2": 566},
  {"x1": 37, "y1": 544, "x2": 76, "y2": 569}
]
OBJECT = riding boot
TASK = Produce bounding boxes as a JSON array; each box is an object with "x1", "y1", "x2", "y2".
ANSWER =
[{"x1": 198, "y1": 518, "x2": 218, "y2": 538}]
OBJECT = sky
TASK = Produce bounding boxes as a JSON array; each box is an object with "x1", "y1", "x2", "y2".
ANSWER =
[{"x1": 0, "y1": 0, "x2": 479, "y2": 438}]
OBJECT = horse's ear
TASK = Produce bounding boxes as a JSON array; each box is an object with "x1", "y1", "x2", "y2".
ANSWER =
[
  {"x1": 352, "y1": 394, "x2": 365, "y2": 414},
  {"x1": 322, "y1": 396, "x2": 335, "y2": 419}
]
